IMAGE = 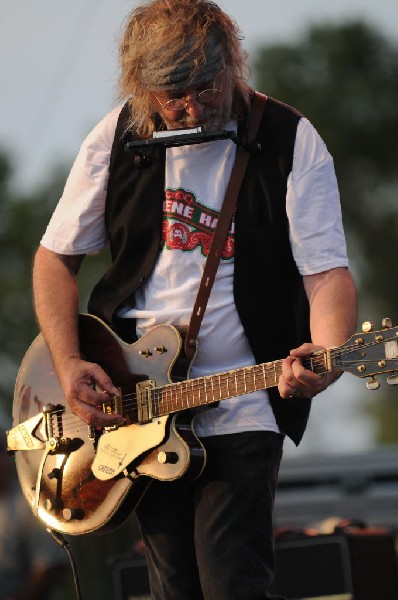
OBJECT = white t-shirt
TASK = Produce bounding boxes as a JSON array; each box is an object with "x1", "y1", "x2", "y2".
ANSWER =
[{"x1": 41, "y1": 104, "x2": 349, "y2": 437}]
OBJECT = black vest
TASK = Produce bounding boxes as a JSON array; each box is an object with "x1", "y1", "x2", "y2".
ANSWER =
[{"x1": 88, "y1": 96, "x2": 312, "y2": 445}]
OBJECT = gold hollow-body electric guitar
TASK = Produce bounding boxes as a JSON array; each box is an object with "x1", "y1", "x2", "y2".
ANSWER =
[{"x1": 8, "y1": 314, "x2": 398, "y2": 535}]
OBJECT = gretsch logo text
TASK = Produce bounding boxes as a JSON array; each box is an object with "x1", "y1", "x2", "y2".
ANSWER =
[
  {"x1": 17, "y1": 424, "x2": 33, "y2": 448},
  {"x1": 98, "y1": 465, "x2": 115, "y2": 475}
]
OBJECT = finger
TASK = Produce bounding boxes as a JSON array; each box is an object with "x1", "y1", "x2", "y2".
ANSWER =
[
  {"x1": 290, "y1": 360, "x2": 331, "y2": 398},
  {"x1": 280, "y1": 356, "x2": 325, "y2": 399},
  {"x1": 278, "y1": 378, "x2": 302, "y2": 399},
  {"x1": 290, "y1": 343, "x2": 325, "y2": 359},
  {"x1": 68, "y1": 395, "x2": 125, "y2": 427},
  {"x1": 82, "y1": 362, "x2": 120, "y2": 397},
  {"x1": 67, "y1": 377, "x2": 125, "y2": 426},
  {"x1": 291, "y1": 359, "x2": 326, "y2": 387},
  {"x1": 287, "y1": 384, "x2": 299, "y2": 399},
  {"x1": 278, "y1": 358, "x2": 299, "y2": 398},
  {"x1": 278, "y1": 383, "x2": 298, "y2": 399},
  {"x1": 73, "y1": 381, "x2": 112, "y2": 407},
  {"x1": 290, "y1": 343, "x2": 314, "y2": 358}
]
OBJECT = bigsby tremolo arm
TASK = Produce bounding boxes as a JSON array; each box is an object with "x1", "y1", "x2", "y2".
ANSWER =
[
  {"x1": 7, "y1": 404, "x2": 68, "y2": 516},
  {"x1": 7, "y1": 403, "x2": 65, "y2": 453}
]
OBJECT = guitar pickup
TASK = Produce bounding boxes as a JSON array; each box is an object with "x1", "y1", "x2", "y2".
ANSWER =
[{"x1": 136, "y1": 379, "x2": 155, "y2": 424}]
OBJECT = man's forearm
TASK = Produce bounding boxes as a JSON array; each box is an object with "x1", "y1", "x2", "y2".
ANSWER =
[
  {"x1": 32, "y1": 246, "x2": 122, "y2": 426},
  {"x1": 32, "y1": 245, "x2": 84, "y2": 373},
  {"x1": 304, "y1": 267, "x2": 358, "y2": 349},
  {"x1": 278, "y1": 267, "x2": 358, "y2": 399}
]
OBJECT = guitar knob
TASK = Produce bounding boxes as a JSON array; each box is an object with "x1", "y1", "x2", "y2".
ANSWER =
[
  {"x1": 366, "y1": 378, "x2": 380, "y2": 391},
  {"x1": 63, "y1": 507, "x2": 85, "y2": 521},
  {"x1": 44, "y1": 497, "x2": 64, "y2": 511},
  {"x1": 157, "y1": 451, "x2": 179, "y2": 464},
  {"x1": 155, "y1": 346, "x2": 167, "y2": 354},
  {"x1": 362, "y1": 321, "x2": 374, "y2": 333},
  {"x1": 382, "y1": 318, "x2": 393, "y2": 329}
]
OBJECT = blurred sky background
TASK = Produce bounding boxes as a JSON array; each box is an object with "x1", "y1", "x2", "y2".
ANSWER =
[{"x1": 1, "y1": 0, "x2": 398, "y2": 456}]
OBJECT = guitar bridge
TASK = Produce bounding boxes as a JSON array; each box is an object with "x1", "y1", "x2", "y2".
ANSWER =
[{"x1": 136, "y1": 380, "x2": 155, "y2": 424}]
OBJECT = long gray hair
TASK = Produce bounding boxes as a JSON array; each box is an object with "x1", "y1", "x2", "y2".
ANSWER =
[{"x1": 117, "y1": 0, "x2": 251, "y2": 137}]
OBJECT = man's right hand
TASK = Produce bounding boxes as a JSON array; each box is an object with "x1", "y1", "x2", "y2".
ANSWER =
[{"x1": 58, "y1": 357, "x2": 125, "y2": 428}]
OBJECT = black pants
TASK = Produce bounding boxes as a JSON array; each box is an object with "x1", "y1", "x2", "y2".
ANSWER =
[{"x1": 135, "y1": 430, "x2": 286, "y2": 600}]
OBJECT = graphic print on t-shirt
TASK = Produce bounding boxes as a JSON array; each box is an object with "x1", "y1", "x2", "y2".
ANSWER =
[{"x1": 162, "y1": 188, "x2": 234, "y2": 259}]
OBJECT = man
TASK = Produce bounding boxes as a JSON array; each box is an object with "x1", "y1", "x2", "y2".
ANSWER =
[{"x1": 32, "y1": 0, "x2": 357, "y2": 598}]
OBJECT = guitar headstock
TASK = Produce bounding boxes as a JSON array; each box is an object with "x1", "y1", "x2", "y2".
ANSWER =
[{"x1": 332, "y1": 318, "x2": 398, "y2": 390}]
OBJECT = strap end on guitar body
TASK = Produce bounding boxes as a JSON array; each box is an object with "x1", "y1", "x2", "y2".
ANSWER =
[{"x1": 184, "y1": 337, "x2": 198, "y2": 362}]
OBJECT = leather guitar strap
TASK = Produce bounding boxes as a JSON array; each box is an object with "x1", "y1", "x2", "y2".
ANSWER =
[{"x1": 184, "y1": 91, "x2": 267, "y2": 360}]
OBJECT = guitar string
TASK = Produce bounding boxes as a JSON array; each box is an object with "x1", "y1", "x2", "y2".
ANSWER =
[
  {"x1": 46, "y1": 340, "x2": 394, "y2": 429},
  {"x1": 97, "y1": 340, "x2": 395, "y2": 413},
  {"x1": 52, "y1": 352, "x2": 325, "y2": 426},
  {"x1": 51, "y1": 356, "x2": 386, "y2": 432},
  {"x1": 47, "y1": 340, "x2": 393, "y2": 428}
]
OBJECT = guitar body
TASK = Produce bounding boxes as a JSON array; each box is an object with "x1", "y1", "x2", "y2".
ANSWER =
[
  {"x1": 13, "y1": 313, "x2": 398, "y2": 535},
  {"x1": 12, "y1": 314, "x2": 205, "y2": 535}
]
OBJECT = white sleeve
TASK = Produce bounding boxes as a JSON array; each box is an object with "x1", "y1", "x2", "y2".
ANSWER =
[
  {"x1": 286, "y1": 117, "x2": 350, "y2": 276},
  {"x1": 40, "y1": 105, "x2": 123, "y2": 255}
]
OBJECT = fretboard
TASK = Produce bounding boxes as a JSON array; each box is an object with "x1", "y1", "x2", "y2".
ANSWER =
[{"x1": 152, "y1": 351, "x2": 328, "y2": 417}]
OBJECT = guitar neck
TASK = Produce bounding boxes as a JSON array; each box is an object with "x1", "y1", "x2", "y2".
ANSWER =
[{"x1": 153, "y1": 351, "x2": 330, "y2": 417}]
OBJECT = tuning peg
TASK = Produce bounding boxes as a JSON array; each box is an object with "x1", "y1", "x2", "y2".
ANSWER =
[
  {"x1": 362, "y1": 321, "x2": 374, "y2": 333},
  {"x1": 387, "y1": 375, "x2": 398, "y2": 386},
  {"x1": 366, "y1": 378, "x2": 380, "y2": 391},
  {"x1": 382, "y1": 318, "x2": 393, "y2": 329}
]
